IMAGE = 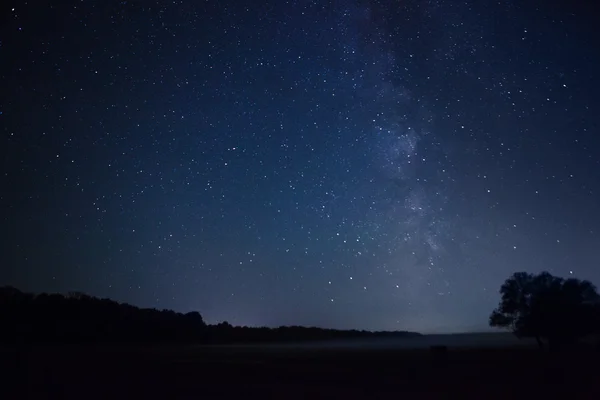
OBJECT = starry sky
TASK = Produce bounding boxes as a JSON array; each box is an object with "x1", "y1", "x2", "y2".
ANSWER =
[{"x1": 1, "y1": 0, "x2": 599, "y2": 333}]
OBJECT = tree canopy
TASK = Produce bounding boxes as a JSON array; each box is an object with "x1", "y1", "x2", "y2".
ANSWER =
[{"x1": 489, "y1": 271, "x2": 600, "y2": 348}]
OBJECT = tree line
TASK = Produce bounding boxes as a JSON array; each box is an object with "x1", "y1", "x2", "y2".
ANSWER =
[
  {"x1": 0, "y1": 286, "x2": 418, "y2": 344},
  {"x1": 3, "y1": 270, "x2": 599, "y2": 347}
]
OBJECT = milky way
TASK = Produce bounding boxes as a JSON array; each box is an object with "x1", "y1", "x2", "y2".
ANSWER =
[{"x1": 1, "y1": 0, "x2": 599, "y2": 333}]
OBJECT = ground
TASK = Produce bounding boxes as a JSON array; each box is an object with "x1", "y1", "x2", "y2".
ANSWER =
[{"x1": 1, "y1": 343, "x2": 599, "y2": 399}]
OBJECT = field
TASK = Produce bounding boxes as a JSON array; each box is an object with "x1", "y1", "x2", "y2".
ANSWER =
[{"x1": 2, "y1": 334, "x2": 599, "y2": 399}]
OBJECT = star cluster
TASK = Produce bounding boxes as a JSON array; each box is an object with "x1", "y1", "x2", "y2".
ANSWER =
[{"x1": 1, "y1": 1, "x2": 599, "y2": 333}]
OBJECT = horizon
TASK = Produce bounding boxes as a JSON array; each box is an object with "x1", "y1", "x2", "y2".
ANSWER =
[{"x1": 0, "y1": 284, "x2": 500, "y2": 335}]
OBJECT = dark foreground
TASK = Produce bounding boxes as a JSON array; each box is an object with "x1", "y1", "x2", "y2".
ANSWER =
[{"x1": 2, "y1": 343, "x2": 600, "y2": 399}]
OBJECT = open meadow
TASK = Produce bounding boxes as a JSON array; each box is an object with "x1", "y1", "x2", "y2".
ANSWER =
[{"x1": 2, "y1": 333, "x2": 599, "y2": 399}]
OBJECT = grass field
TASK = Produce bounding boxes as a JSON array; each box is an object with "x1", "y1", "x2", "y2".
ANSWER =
[{"x1": 2, "y1": 336, "x2": 599, "y2": 399}]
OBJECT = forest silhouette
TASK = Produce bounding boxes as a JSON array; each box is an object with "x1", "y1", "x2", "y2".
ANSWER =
[
  {"x1": 0, "y1": 286, "x2": 418, "y2": 344},
  {"x1": 3, "y1": 271, "x2": 600, "y2": 347}
]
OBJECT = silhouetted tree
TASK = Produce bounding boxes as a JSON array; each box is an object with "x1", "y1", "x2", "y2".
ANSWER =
[{"x1": 490, "y1": 271, "x2": 600, "y2": 349}]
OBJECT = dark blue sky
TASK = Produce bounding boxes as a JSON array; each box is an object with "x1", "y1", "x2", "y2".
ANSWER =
[{"x1": 1, "y1": 0, "x2": 599, "y2": 333}]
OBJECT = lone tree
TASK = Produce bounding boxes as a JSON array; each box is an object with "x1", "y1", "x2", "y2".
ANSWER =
[{"x1": 489, "y1": 271, "x2": 600, "y2": 349}]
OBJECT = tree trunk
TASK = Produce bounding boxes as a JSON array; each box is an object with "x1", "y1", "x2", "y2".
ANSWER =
[{"x1": 535, "y1": 336, "x2": 544, "y2": 349}]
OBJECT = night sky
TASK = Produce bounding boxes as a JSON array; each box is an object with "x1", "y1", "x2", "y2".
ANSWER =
[{"x1": 1, "y1": 1, "x2": 599, "y2": 333}]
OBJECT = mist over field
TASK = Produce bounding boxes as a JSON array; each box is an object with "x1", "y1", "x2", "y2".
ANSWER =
[{"x1": 211, "y1": 332, "x2": 537, "y2": 351}]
